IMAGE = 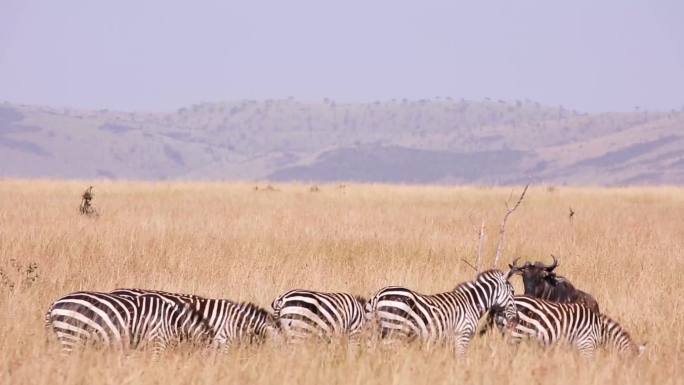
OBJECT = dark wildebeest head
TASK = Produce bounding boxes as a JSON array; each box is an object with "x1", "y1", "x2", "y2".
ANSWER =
[{"x1": 508, "y1": 255, "x2": 600, "y2": 313}]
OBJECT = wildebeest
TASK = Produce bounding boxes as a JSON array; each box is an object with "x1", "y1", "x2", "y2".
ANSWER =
[
  {"x1": 508, "y1": 255, "x2": 600, "y2": 312},
  {"x1": 480, "y1": 256, "x2": 599, "y2": 336}
]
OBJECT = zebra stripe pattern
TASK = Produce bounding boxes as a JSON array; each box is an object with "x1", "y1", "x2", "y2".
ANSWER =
[
  {"x1": 365, "y1": 269, "x2": 517, "y2": 353},
  {"x1": 45, "y1": 291, "x2": 212, "y2": 356},
  {"x1": 495, "y1": 296, "x2": 643, "y2": 356},
  {"x1": 271, "y1": 289, "x2": 367, "y2": 341},
  {"x1": 111, "y1": 288, "x2": 276, "y2": 349}
]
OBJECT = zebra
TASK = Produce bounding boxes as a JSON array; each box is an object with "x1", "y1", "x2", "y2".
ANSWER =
[
  {"x1": 489, "y1": 296, "x2": 644, "y2": 356},
  {"x1": 365, "y1": 269, "x2": 517, "y2": 354},
  {"x1": 271, "y1": 289, "x2": 367, "y2": 342},
  {"x1": 111, "y1": 288, "x2": 276, "y2": 350},
  {"x1": 45, "y1": 291, "x2": 214, "y2": 356}
]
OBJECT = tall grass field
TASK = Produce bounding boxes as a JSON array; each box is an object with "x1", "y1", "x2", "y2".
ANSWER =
[{"x1": 1, "y1": 181, "x2": 681, "y2": 384}]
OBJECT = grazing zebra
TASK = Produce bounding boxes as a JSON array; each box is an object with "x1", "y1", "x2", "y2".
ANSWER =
[
  {"x1": 365, "y1": 269, "x2": 517, "y2": 353},
  {"x1": 490, "y1": 296, "x2": 644, "y2": 356},
  {"x1": 45, "y1": 291, "x2": 213, "y2": 356},
  {"x1": 111, "y1": 288, "x2": 276, "y2": 350},
  {"x1": 271, "y1": 289, "x2": 367, "y2": 342}
]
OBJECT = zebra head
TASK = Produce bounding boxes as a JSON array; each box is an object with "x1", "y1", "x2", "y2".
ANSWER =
[
  {"x1": 477, "y1": 269, "x2": 518, "y2": 325},
  {"x1": 141, "y1": 295, "x2": 214, "y2": 349},
  {"x1": 245, "y1": 303, "x2": 279, "y2": 344},
  {"x1": 260, "y1": 312, "x2": 280, "y2": 343}
]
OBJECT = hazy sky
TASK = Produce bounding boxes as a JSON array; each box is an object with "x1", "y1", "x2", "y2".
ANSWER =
[{"x1": 1, "y1": 0, "x2": 683, "y2": 112}]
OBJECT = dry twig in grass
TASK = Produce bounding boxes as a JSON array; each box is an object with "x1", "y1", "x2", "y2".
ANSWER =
[
  {"x1": 493, "y1": 184, "x2": 529, "y2": 268},
  {"x1": 464, "y1": 219, "x2": 487, "y2": 274},
  {"x1": 461, "y1": 258, "x2": 478, "y2": 273},
  {"x1": 254, "y1": 184, "x2": 280, "y2": 192}
]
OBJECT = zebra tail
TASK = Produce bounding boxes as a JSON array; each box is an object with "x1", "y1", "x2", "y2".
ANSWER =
[
  {"x1": 271, "y1": 295, "x2": 285, "y2": 320},
  {"x1": 363, "y1": 297, "x2": 379, "y2": 322},
  {"x1": 44, "y1": 302, "x2": 54, "y2": 329},
  {"x1": 43, "y1": 303, "x2": 56, "y2": 347}
]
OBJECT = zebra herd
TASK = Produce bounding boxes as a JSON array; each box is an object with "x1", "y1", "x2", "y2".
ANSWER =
[{"x1": 45, "y1": 260, "x2": 644, "y2": 359}]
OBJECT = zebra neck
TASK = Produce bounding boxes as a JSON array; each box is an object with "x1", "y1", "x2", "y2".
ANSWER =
[
  {"x1": 189, "y1": 298, "x2": 231, "y2": 331},
  {"x1": 456, "y1": 282, "x2": 488, "y2": 316}
]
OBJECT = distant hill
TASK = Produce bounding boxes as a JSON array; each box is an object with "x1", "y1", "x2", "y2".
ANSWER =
[{"x1": 1, "y1": 99, "x2": 683, "y2": 185}]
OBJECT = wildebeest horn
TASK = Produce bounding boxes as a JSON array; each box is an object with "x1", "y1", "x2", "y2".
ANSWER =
[
  {"x1": 507, "y1": 257, "x2": 524, "y2": 277},
  {"x1": 546, "y1": 254, "x2": 559, "y2": 271}
]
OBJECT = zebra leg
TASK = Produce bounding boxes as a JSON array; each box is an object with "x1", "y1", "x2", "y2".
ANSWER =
[
  {"x1": 576, "y1": 341, "x2": 597, "y2": 359},
  {"x1": 454, "y1": 331, "x2": 474, "y2": 355},
  {"x1": 55, "y1": 331, "x2": 85, "y2": 356},
  {"x1": 347, "y1": 331, "x2": 363, "y2": 348},
  {"x1": 50, "y1": 320, "x2": 93, "y2": 356},
  {"x1": 221, "y1": 340, "x2": 234, "y2": 354},
  {"x1": 379, "y1": 325, "x2": 413, "y2": 347},
  {"x1": 478, "y1": 310, "x2": 496, "y2": 337},
  {"x1": 150, "y1": 334, "x2": 168, "y2": 360},
  {"x1": 578, "y1": 346, "x2": 596, "y2": 359}
]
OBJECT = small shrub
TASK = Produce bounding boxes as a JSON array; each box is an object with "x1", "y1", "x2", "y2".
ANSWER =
[
  {"x1": 0, "y1": 259, "x2": 39, "y2": 293},
  {"x1": 79, "y1": 186, "x2": 98, "y2": 216}
]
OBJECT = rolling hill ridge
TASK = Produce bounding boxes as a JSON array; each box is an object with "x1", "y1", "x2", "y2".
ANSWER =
[{"x1": 1, "y1": 99, "x2": 682, "y2": 185}]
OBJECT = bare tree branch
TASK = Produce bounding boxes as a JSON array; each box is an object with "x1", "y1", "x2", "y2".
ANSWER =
[
  {"x1": 461, "y1": 259, "x2": 478, "y2": 272},
  {"x1": 493, "y1": 184, "x2": 529, "y2": 268},
  {"x1": 476, "y1": 220, "x2": 485, "y2": 272}
]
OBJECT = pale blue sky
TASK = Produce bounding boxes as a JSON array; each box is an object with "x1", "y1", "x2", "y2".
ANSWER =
[{"x1": 1, "y1": 0, "x2": 683, "y2": 112}]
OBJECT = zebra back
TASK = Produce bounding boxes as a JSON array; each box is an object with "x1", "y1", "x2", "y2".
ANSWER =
[{"x1": 111, "y1": 288, "x2": 205, "y2": 303}]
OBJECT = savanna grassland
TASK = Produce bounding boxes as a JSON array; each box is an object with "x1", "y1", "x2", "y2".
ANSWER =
[{"x1": 0, "y1": 180, "x2": 682, "y2": 385}]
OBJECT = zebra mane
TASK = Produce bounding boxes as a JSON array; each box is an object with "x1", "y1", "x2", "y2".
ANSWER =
[
  {"x1": 354, "y1": 296, "x2": 368, "y2": 307},
  {"x1": 452, "y1": 269, "x2": 504, "y2": 291},
  {"x1": 238, "y1": 301, "x2": 275, "y2": 320},
  {"x1": 477, "y1": 269, "x2": 504, "y2": 279}
]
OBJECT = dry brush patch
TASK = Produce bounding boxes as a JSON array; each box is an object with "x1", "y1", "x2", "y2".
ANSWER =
[{"x1": 0, "y1": 180, "x2": 682, "y2": 385}]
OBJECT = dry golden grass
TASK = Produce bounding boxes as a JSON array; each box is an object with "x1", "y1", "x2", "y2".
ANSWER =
[{"x1": 0, "y1": 180, "x2": 682, "y2": 385}]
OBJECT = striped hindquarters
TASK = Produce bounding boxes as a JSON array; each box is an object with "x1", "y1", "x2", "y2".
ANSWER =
[
  {"x1": 45, "y1": 291, "x2": 212, "y2": 356},
  {"x1": 272, "y1": 289, "x2": 366, "y2": 341},
  {"x1": 46, "y1": 291, "x2": 132, "y2": 354},
  {"x1": 506, "y1": 296, "x2": 640, "y2": 355},
  {"x1": 366, "y1": 286, "x2": 475, "y2": 346}
]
